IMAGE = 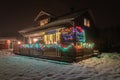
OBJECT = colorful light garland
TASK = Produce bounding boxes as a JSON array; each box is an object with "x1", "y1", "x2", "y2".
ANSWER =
[
  {"x1": 20, "y1": 26, "x2": 94, "y2": 53},
  {"x1": 21, "y1": 42, "x2": 94, "y2": 53}
]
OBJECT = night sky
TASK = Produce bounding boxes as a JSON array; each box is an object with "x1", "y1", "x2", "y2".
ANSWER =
[{"x1": 0, "y1": 0, "x2": 119, "y2": 36}]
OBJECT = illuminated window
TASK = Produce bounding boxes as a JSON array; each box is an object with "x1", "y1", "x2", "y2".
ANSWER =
[
  {"x1": 33, "y1": 38, "x2": 38, "y2": 43},
  {"x1": 84, "y1": 18, "x2": 90, "y2": 27},
  {"x1": 43, "y1": 32, "x2": 61, "y2": 44},
  {"x1": 40, "y1": 19, "x2": 49, "y2": 26},
  {"x1": 7, "y1": 40, "x2": 11, "y2": 44},
  {"x1": 17, "y1": 41, "x2": 21, "y2": 45}
]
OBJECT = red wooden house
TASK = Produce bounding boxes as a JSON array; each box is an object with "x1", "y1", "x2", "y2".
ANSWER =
[{"x1": 0, "y1": 37, "x2": 22, "y2": 50}]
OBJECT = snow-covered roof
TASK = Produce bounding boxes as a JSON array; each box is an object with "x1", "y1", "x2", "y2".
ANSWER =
[
  {"x1": 0, "y1": 37, "x2": 18, "y2": 41},
  {"x1": 19, "y1": 18, "x2": 74, "y2": 34},
  {"x1": 19, "y1": 9, "x2": 96, "y2": 36}
]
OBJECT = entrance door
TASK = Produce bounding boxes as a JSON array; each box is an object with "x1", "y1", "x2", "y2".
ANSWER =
[{"x1": 56, "y1": 47, "x2": 61, "y2": 57}]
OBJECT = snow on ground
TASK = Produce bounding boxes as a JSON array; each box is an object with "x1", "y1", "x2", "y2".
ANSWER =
[{"x1": 0, "y1": 50, "x2": 120, "y2": 80}]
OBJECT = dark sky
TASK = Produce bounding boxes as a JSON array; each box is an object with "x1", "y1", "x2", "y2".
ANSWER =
[{"x1": 0, "y1": 0, "x2": 119, "y2": 36}]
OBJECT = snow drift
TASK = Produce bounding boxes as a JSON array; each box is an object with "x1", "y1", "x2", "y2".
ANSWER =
[{"x1": 0, "y1": 50, "x2": 120, "y2": 80}]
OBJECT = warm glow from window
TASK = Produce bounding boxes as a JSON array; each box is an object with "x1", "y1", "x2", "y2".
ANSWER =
[
  {"x1": 17, "y1": 41, "x2": 21, "y2": 45},
  {"x1": 33, "y1": 38, "x2": 38, "y2": 43},
  {"x1": 43, "y1": 31, "x2": 61, "y2": 44},
  {"x1": 84, "y1": 18, "x2": 90, "y2": 27},
  {"x1": 7, "y1": 40, "x2": 11, "y2": 44},
  {"x1": 56, "y1": 32, "x2": 61, "y2": 42},
  {"x1": 40, "y1": 19, "x2": 48, "y2": 26}
]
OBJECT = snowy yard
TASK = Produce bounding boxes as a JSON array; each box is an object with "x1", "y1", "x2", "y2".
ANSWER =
[{"x1": 0, "y1": 50, "x2": 120, "y2": 80}]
